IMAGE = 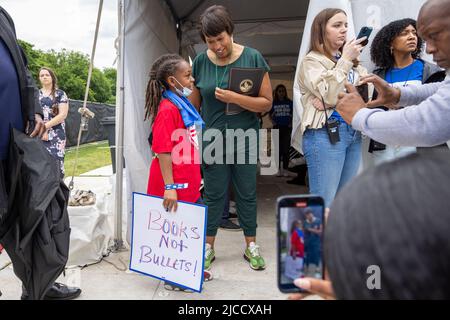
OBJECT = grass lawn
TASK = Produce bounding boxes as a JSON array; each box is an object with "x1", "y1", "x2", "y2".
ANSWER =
[{"x1": 65, "y1": 140, "x2": 112, "y2": 176}]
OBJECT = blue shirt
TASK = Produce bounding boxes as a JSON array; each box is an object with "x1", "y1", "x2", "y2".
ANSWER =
[
  {"x1": 385, "y1": 59, "x2": 424, "y2": 87},
  {"x1": 270, "y1": 99, "x2": 293, "y2": 127},
  {"x1": 0, "y1": 38, "x2": 23, "y2": 160},
  {"x1": 331, "y1": 69, "x2": 358, "y2": 122}
]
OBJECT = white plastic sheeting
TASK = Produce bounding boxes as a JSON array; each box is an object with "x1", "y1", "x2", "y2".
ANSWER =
[
  {"x1": 67, "y1": 192, "x2": 113, "y2": 266},
  {"x1": 66, "y1": 170, "x2": 129, "y2": 265}
]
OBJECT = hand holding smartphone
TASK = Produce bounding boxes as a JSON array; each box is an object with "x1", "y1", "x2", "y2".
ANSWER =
[
  {"x1": 355, "y1": 83, "x2": 369, "y2": 103},
  {"x1": 277, "y1": 195, "x2": 325, "y2": 293},
  {"x1": 356, "y1": 26, "x2": 373, "y2": 46}
]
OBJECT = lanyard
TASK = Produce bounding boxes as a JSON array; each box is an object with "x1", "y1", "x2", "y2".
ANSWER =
[
  {"x1": 348, "y1": 69, "x2": 355, "y2": 84},
  {"x1": 214, "y1": 48, "x2": 233, "y2": 88},
  {"x1": 215, "y1": 64, "x2": 230, "y2": 89},
  {"x1": 389, "y1": 60, "x2": 415, "y2": 87}
]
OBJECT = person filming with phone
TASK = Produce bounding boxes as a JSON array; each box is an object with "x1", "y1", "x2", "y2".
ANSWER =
[
  {"x1": 295, "y1": 8, "x2": 372, "y2": 208},
  {"x1": 288, "y1": 149, "x2": 450, "y2": 300}
]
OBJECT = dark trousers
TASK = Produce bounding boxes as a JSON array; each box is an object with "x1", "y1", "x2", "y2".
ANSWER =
[
  {"x1": 203, "y1": 163, "x2": 257, "y2": 237},
  {"x1": 275, "y1": 126, "x2": 292, "y2": 170}
]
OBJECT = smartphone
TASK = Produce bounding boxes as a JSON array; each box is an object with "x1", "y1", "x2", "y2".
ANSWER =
[
  {"x1": 356, "y1": 26, "x2": 373, "y2": 46},
  {"x1": 277, "y1": 195, "x2": 325, "y2": 293},
  {"x1": 355, "y1": 83, "x2": 369, "y2": 103}
]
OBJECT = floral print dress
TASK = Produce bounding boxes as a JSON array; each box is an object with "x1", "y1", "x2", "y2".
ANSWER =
[{"x1": 39, "y1": 88, "x2": 68, "y2": 177}]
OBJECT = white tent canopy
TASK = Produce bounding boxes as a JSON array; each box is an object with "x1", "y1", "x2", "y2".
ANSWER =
[{"x1": 115, "y1": 0, "x2": 427, "y2": 245}]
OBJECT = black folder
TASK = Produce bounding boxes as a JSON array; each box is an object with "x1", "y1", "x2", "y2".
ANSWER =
[{"x1": 225, "y1": 67, "x2": 265, "y2": 115}]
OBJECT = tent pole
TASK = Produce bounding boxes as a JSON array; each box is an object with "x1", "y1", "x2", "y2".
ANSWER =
[{"x1": 114, "y1": 0, "x2": 126, "y2": 250}]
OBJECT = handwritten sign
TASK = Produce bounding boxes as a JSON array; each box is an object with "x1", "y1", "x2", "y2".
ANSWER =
[{"x1": 130, "y1": 193, "x2": 207, "y2": 292}]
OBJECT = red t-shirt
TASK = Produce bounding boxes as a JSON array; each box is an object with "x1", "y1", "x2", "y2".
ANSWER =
[
  {"x1": 290, "y1": 230, "x2": 304, "y2": 258},
  {"x1": 147, "y1": 99, "x2": 201, "y2": 203}
]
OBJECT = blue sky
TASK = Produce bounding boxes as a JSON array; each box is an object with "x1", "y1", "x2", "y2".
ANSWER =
[{"x1": 1, "y1": 0, "x2": 118, "y2": 70}]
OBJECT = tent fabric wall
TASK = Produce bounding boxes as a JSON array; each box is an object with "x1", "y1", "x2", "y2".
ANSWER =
[
  {"x1": 291, "y1": 0, "x2": 428, "y2": 154},
  {"x1": 122, "y1": 0, "x2": 179, "y2": 242}
]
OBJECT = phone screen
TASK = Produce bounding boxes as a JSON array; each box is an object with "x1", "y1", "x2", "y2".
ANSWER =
[{"x1": 277, "y1": 195, "x2": 325, "y2": 293}]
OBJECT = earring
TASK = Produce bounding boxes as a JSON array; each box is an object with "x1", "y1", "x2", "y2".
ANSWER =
[{"x1": 390, "y1": 47, "x2": 393, "y2": 55}]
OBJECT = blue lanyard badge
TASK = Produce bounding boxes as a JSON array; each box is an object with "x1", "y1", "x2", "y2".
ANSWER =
[{"x1": 348, "y1": 69, "x2": 355, "y2": 84}]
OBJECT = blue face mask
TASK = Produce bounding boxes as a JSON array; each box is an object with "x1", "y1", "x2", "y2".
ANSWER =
[{"x1": 172, "y1": 77, "x2": 193, "y2": 97}]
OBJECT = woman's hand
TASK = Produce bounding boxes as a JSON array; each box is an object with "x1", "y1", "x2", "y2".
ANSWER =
[
  {"x1": 311, "y1": 97, "x2": 333, "y2": 111},
  {"x1": 28, "y1": 114, "x2": 46, "y2": 138},
  {"x1": 341, "y1": 37, "x2": 366, "y2": 61},
  {"x1": 215, "y1": 88, "x2": 237, "y2": 104},
  {"x1": 288, "y1": 278, "x2": 335, "y2": 300},
  {"x1": 163, "y1": 189, "x2": 178, "y2": 212},
  {"x1": 41, "y1": 130, "x2": 49, "y2": 141}
]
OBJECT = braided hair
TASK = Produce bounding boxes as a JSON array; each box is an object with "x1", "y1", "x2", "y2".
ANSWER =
[{"x1": 144, "y1": 53, "x2": 185, "y2": 122}]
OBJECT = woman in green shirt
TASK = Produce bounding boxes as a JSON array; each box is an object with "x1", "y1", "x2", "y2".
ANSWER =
[{"x1": 191, "y1": 5, "x2": 273, "y2": 271}]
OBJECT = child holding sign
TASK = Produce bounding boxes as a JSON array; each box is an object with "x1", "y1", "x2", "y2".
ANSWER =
[{"x1": 145, "y1": 53, "x2": 209, "y2": 291}]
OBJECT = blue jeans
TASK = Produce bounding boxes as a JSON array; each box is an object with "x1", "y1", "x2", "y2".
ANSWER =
[{"x1": 303, "y1": 122, "x2": 362, "y2": 207}]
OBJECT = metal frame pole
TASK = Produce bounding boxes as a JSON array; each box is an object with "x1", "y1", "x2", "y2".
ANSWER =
[{"x1": 114, "y1": 0, "x2": 126, "y2": 250}]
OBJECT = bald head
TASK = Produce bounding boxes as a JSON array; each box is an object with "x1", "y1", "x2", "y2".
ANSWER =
[
  {"x1": 417, "y1": 0, "x2": 450, "y2": 69},
  {"x1": 419, "y1": 0, "x2": 450, "y2": 22}
]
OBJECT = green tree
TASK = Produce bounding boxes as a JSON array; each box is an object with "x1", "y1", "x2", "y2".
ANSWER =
[
  {"x1": 103, "y1": 67, "x2": 117, "y2": 103},
  {"x1": 17, "y1": 40, "x2": 117, "y2": 104},
  {"x1": 17, "y1": 39, "x2": 46, "y2": 79},
  {"x1": 90, "y1": 69, "x2": 111, "y2": 103}
]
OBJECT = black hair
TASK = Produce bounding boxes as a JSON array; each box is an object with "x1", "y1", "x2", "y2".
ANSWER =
[
  {"x1": 290, "y1": 220, "x2": 302, "y2": 235},
  {"x1": 370, "y1": 18, "x2": 423, "y2": 69},
  {"x1": 199, "y1": 5, "x2": 234, "y2": 42},
  {"x1": 273, "y1": 84, "x2": 290, "y2": 102},
  {"x1": 144, "y1": 53, "x2": 185, "y2": 122},
  {"x1": 326, "y1": 149, "x2": 450, "y2": 299}
]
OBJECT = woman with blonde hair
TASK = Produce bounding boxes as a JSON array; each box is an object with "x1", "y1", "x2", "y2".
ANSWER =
[{"x1": 296, "y1": 8, "x2": 369, "y2": 207}]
